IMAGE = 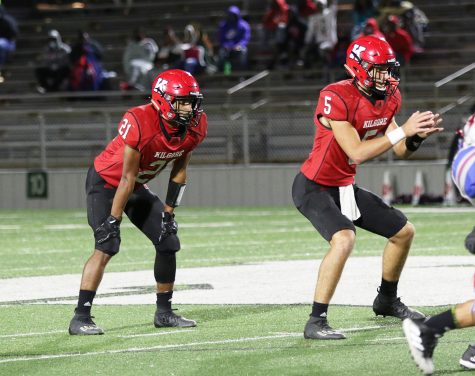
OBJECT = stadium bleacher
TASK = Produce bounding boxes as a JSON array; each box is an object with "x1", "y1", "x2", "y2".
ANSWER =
[{"x1": 0, "y1": 0, "x2": 474, "y2": 168}]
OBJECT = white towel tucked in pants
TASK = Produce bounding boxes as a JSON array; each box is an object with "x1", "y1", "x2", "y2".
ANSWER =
[{"x1": 339, "y1": 184, "x2": 361, "y2": 221}]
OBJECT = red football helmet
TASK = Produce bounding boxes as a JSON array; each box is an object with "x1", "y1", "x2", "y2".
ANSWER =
[
  {"x1": 151, "y1": 69, "x2": 203, "y2": 128},
  {"x1": 345, "y1": 36, "x2": 400, "y2": 97}
]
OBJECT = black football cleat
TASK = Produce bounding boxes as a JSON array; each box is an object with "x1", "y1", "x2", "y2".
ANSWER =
[
  {"x1": 154, "y1": 310, "x2": 196, "y2": 328},
  {"x1": 373, "y1": 291, "x2": 425, "y2": 320},
  {"x1": 303, "y1": 316, "x2": 346, "y2": 340},
  {"x1": 403, "y1": 318, "x2": 439, "y2": 375},
  {"x1": 460, "y1": 344, "x2": 475, "y2": 369},
  {"x1": 68, "y1": 312, "x2": 104, "y2": 335}
]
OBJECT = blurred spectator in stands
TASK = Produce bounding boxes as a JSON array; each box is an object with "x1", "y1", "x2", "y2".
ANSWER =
[
  {"x1": 262, "y1": 0, "x2": 289, "y2": 48},
  {"x1": 192, "y1": 23, "x2": 218, "y2": 75},
  {"x1": 382, "y1": 15, "x2": 413, "y2": 66},
  {"x1": 122, "y1": 28, "x2": 158, "y2": 91},
  {"x1": 268, "y1": 5, "x2": 307, "y2": 70},
  {"x1": 69, "y1": 31, "x2": 105, "y2": 91},
  {"x1": 377, "y1": 0, "x2": 428, "y2": 51},
  {"x1": 351, "y1": 0, "x2": 377, "y2": 40},
  {"x1": 177, "y1": 24, "x2": 207, "y2": 75},
  {"x1": 157, "y1": 26, "x2": 183, "y2": 71},
  {"x1": 0, "y1": 5, "x2": 18, "y2": 81},
  {"x1": 297, "y1": 0, "x2": 317, "y2": 18},
  {"x1": 356, "y1": 17, "x2": 385, "y2": 40},
  {"x1": 217, "y1": 5, "x2": 251, "y2": 73},
  {"x1": 302, "y1": 0, "x2": 338, "y2": 76},
  {"x1": 34, "y1": 29, "x2": 71, "y2": 93},
  {"x1": 399, "y1": 3, "x2": 428, "y2": 52}
]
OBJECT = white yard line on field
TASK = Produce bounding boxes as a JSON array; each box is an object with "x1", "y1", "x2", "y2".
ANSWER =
[
  {"x1": 401, "y1": 207, "x2": 475, "y2": 213},
  {"x1": 42, "y1": 222, "x2": 237, "y2": 231},
  {"x1": 365, "y1": 337, "x2": 406, "y2": 342},
  {"x1": 118, "y1": 329, "x2": 195, "y2": 338},
  {"x1": 0, "y1": 225, "x2": 21, "y2": 230},
  {"x1": 0, "y1": 325, "x2": 397, "y2": 364},
  {"x1": 0, "y1": 333, "x2": 297, "y2": 364},
  {"x1": 0, "y1": 330, "x2": 65, "y2": 338},
  {"x1": 12, "y1": 206, "x2": 475, "y2": 232},
  {"x1": 272, "y1": 325, "x2": 385, "y2": 336},
  {"x1": 0, "y1": 329, "x2": 194, "y2": 340}
]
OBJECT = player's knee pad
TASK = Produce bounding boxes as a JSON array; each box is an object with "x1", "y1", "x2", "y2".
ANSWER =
[
  {"x1": 95, "y1": 237, "x2": 120, "y2": 256},
  {"x1": 156, "y1": 234, "x2": 181, "y2": 254},
  {"x1": 154, "y1": 252, "x2": 176, "y2": 283}
]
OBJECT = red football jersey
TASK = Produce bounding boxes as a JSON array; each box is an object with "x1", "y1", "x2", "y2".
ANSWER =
[
  {"x1": 94, "y1": 103, "x2": 207, "y2": 188},
  {"x1": 301, "y1": 79, "x2": 401, "y2": 186}
]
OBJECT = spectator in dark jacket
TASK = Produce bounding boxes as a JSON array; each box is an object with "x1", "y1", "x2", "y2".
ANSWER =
[
  {"x1": 217, "y1": 5, "x2": 251, "y2": 72},
  {"x1": 69, "y1": 31, "x2": 104, "y2": 91},
  {"x1": 262, "y1": 0, "x2": 289, "y2": 48},
  {"x1": 35, "y1": 29, "x2": 71, "y2": 93},
  {"x1": 268, "y1": 5, "x2": 307, "y2": 69}
]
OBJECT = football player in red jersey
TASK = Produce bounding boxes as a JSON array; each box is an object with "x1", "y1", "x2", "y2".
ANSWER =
[
  {"x1": 292, "y1": 36, "x2": 443, "y2": 340},
  {"x1": 68, "y1": 69, "x2": 207, "y2": 335}
]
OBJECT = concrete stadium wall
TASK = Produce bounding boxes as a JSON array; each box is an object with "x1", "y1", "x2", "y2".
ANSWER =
[{"x1": 0, "y1": 161, "x2": 448, "y2": 209}]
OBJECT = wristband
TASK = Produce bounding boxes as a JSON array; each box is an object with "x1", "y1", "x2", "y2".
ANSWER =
[
  {"x1": 166, "y1": 181, "x2": 186, "y2": 207},
  {"x1": 405, "y1": 134, "x2": 425, "y2": 152},
  {"x1": 386, "y1": 127, "x2": 406, "y2": 145}
]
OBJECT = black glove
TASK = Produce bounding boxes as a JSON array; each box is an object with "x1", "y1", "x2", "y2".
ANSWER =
[
  {"x1": 94, "y1": 215, "x2": 121, "y2": 244},
  {"x1": 158, "y1": 212, "x2": 180, "y2": 252},
  {"x1": 160, "y1": 212, "x2": 178, "y2": 238}
]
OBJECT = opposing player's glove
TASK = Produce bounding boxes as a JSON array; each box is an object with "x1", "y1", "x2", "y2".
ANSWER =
[
  {"x1": 94, "y1": 215, "x2": 121, "y2": 244},
  {"x1": 465, "y1": 226, "x2": 475, "y2": 254},
  {"x1": 158, "y1": 212, "x2": 180, "y2": 253}
]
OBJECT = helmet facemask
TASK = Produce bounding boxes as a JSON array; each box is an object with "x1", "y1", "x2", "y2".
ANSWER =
[
  {"x1": 162, "y1": 92, "x2": 203, "y2": 130},
  {"x1": 353, "y1": 54, "x2": 400, "y2": 98},
  {"x1": 368, "y1": 61, "x2": 400, "y2": 97}
]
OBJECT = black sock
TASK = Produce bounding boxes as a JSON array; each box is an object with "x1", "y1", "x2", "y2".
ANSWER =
[
  {"x1": 311, "y1": 302, "x2": 329, "y2": 318},
  {"x1": 424, "y1": 309, "x2": 456, "y2": 335},
  {"x1": 76, "y1": 290, "x2": 96, "y2": 315},
  {"x1": 156, "y1": 291, "x2": 173, "y2": 312},
  {"x1": 379, "y1": 279, "x2": 398, "y2": 298}
]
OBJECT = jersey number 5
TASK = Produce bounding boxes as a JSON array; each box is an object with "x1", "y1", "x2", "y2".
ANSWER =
[{"x1": 323, "y1": 96, "x2": 332, "y2": 115}]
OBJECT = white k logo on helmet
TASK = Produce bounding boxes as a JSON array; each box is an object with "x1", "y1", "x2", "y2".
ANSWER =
[
  {"x1": 154, "y1": 78, "x2": 168, "y2": 94},
  {"x1": 350, "y1": 44, "x2": 366, "y2": 61}
]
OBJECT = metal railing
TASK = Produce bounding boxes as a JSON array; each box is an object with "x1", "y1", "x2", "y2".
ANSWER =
[
  {"x1": 434, "y1": 62, "x2": 475, "y2": 113},
  {"x1": 225, "y1": 70, "x2": 270, "y2": 165}
]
